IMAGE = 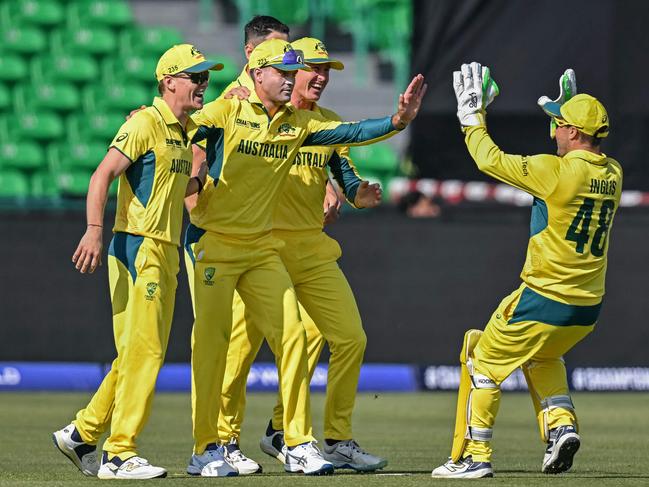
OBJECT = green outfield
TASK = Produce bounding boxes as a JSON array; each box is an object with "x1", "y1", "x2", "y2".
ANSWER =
[{"x1": 2, "y1": 391, "x2": 647, "y2": 486}]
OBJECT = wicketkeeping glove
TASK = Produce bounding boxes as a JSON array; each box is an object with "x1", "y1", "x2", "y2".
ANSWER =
[
  {"x1": 537, "y1": 68, "x2": 577, "y2": 138},
  {"x1": 453, "y1": 62, "x2": 500, "y2": 127}
]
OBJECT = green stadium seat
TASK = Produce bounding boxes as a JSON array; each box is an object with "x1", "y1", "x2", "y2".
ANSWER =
[
  {"x1": 0, "y1": 84, "x2": 10, "y2": 112},
  {"x1": 52, "y1": 28, "x2": 117, "y2": 57},
  {"x1": 0, "y1": 140, "x2": 45, "y2": 171},
  {"x1": 48, "y1": 141, "x2": 105, "y2": 172},
  {"x1": 83, "y1": 83, "x2": 150, "y2": 112},
  {"x1": 120, "y1": 26, "x2": 184, "y2": 56},
  {"x1": 69, "y1": 0, "x2": 133, "y2": 29},
  {"x1": 14, "y1": 83, "x2": 81, "y2": 112},
  {"x1": 32, "y1": 54, "x2": 99, "y2": 84},
  {"x1": 0, "y1": 170, "x2": 30, "y2": 198},
  {"x1": 102, "y1": 53, "x2": 158, "y2": 84},
  {"x1": 6, "y1": 0, "x2": 65, "y2": 28},
  {"x1": 31, "y1": 170, "x2": 61, "y2": 198},
  {"x1": 351, "y1": 144, "x2": 399, "y2": 173},
  {"x1": 56, "y1": 169, "x2": 92, "y2": 197},
  {"x1": 1, "y1": 26, "x2": 47, "y2": 54},
  {"x1": 69, "y1": 112, "x2": 125, "y2": 142},
  {"x1": 11, "y1": 112, "x2": 64, "y2": 141},
  {"x1": 267, "y1": 0, "x2": 309, "y2": 25},
  {"x1": 0, "y1": 54, "x2": 29, "y2": 83}
]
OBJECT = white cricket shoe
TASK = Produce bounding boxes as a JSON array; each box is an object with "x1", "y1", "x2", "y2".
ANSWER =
[
  {"x1": 431, "y1": 456, "x2": 494, "y2": 478},
  {"x1": 187, "y1": 443, "x2": 238, "y2": 477},
  {"x1": 283, "y1": 441, "x2": 334, "y2": 475},
  {"x1": 223, "y1": 438, "x2": 262, "y2": 475},
  {"x1": 323, "y1": 439, "x2": 388, "y2": 472},
  {"x1": 52, "y1": 423, "x2": 99, "y2": 476},
  {"x1": 259, "y1": 420, "x2": 286, "y2": 463},
  {"x1": 97, "y1": 454, "x2": 167, "y2": 479},
  {"x1": 542, "y1": 425, "x2": 580, "y2": 474}
]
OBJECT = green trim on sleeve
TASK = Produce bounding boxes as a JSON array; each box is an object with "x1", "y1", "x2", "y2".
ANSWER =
[
  {"x1": 329, "y1": 151, "x2": 362, "y2": 203},
  {"x1": 304, "y1": 116, "x2": 395, "y2": 146}
]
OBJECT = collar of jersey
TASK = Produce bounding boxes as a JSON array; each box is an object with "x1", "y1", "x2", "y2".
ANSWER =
[
  {"x1": 153, "y1": 96, "x2": 197, "y2": 133},
  {"x1": 566, "y1": 149, "x2": 607, "y2": 166},
  {"x1": 239, "y1": 64, "x2": 254, "y2": 90}
]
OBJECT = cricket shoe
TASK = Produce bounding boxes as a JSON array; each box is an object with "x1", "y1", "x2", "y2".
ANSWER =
[
  {"x1": 431, "y1": 456, "x2": 494, "y2": 478},
  {"x1": 223, "y1": 438, "x2": 262, "y2": 474},
  {"x1": 323, "y1": 439, "x2": 388, "y2": 472},
  {"x1": 542, "y1": 425, "x2": 580, "y2": 474},
  {"x1": 187, "y1": 443, "x2": 238, "y2": 477},
  {"x1": 97, "y1": 453, "x2": 167, "y2": 479},
  {"x1": 259, "y1": 420, "x2": 285, "y2": 463},
  {"x1": 283, "y1": 441, "x2": 334, "y2": 475},
  {"x1": 52, "y1": 423, "x2": 99, "y2": 476}
]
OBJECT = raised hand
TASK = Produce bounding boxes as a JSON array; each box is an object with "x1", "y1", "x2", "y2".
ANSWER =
[
  {"x1": 392, "y1": 74, "x2": 428, "y2": 128},
  {"x1": 453, "y1": 62, "x2": 499, "y2": 127}
]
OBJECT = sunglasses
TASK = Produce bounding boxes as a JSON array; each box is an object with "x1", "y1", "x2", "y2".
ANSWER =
[{"x1": 173, "y1": 71, "x2": 209, "y2": 84}]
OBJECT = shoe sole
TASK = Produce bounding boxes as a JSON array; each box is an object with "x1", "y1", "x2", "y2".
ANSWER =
[
  {"x1": 285, "y1": 464, "x2": 335, "y2": 476},
  {"x1": 329, "y1": 459, "x2": 388, "y2": 472},
  {"x1": 187, "y1": 465, "x2": 239, "y2": 477},
  {"x1": 235, "y1": 465, "x2": 263, "y2": 475},
  {"x1": 543, "y1": 437, "x2": 580, "y2": 474},
  {"x1": 431, "y1": 469, "x2": 494, "y2": 479},
  {"x1": 52, "y1": 433, "x2": 95, "y2": 477}
]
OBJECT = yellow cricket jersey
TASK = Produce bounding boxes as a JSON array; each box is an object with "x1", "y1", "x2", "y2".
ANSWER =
[
  {"x1": 189, "y1": 91, "x2": 397, "y2": 237},
  {"x1": 218, "y1": 68, "x2": 363, "y2": 231},
  {"x1": 274, "y1": 104, "x2": 362, "y2": 231},
  {"x1": 465, "y1": 126, "x2": 623, "y2": 307},
  {"x1": 110, "y1": 97, "x2": 197, "y2": 246}
]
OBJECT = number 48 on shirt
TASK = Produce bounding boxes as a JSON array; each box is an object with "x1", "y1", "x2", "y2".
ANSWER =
[{"x1": 565, "y1": 198, "x2": 615, "y2": 257}]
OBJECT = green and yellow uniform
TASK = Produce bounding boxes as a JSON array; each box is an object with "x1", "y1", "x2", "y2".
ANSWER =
[
  {"x1": 458, "y1": 125, "x2": 623, "y2": 462},
  {"x1": 218, "y1": 101, "x2": 370, "y2": 444},
  {"x1": 184, "y1": 90, "x2": 399, "y2": 453},
  {"x1": 73, "y1": 97, "x2": 197, "y2": 460}
]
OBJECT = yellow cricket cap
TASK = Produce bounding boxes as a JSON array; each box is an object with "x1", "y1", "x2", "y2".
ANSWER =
[
  {"x1": 248, "y1": 38, "x2": 310, "y2": 71},
  {"x1": 155, "y1": 44, "x2": 223, "y2": 81},
  {"x1": 291, "y1": 37, "x2": 344, "y2": 70},
  {"x1": 548, "y1": 93, "x2": 609, "y2": 138}
]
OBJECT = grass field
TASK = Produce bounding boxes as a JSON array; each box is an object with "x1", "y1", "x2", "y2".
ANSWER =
[{"x1": 1, "y1": 391, "x2": 648, "y2": 486}]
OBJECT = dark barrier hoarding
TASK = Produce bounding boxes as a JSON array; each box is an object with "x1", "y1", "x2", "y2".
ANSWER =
[
  {"x1": 0, "y1": 209, "x2": 647, "y2": 366},
  {"x1": 410, "y1": 0, "x2": 649, "y2": 190}
]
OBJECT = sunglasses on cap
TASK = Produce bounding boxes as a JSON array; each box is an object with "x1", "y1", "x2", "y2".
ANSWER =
[
  {"x1": 260, "y1": 49, "x2": 305, "y2": 68},
  {"x1": 172, "y1": 71, "x2": 210, "y2": 84}
]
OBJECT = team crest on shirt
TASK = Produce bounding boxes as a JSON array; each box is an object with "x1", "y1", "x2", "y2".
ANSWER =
[
  {"x1": 145, "y1": 282, "x2": 158, "y2": 301},
  {"x1": 203, "y1": 267, "x2": 215, "y2": 286},
  {"x1": 278, "y1": 123, "x2": 296, "y2": 137}
]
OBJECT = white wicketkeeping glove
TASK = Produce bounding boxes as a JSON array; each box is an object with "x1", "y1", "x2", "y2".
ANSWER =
[
  {"x1": 537, "y1": 68, "x2": 577, "y2": 138},
  {"x1": 453, "y1": 62, "x2": 500, "y2": 127}
]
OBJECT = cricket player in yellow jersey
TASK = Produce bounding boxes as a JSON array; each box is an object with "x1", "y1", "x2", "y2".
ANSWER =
[
  {"x1": 214, "y1": 37, "x2": 387, "y2": 474},
  {"x1": 432, "y1": 63, "x2": 622, "y2": 479},
  {"x1": 183, "y1": 39, "x2": 426, "y2": 476},
  {"x1": 52, "y1": 44, "x2": 219, "y2": 480}
]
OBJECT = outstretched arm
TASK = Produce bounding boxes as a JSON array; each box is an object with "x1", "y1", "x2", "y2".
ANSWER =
[{"x1": 303, "y1": 74, "x2": 428, "y2": 147}]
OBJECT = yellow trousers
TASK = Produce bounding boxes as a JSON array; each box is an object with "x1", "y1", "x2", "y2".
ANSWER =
[
  {"x1": 185, "y1": 226, "x2": 313, "y2": 452},
  {"x1": 219, "y1": 230, "x2": 367, "y2": 442},
  {"x1": 464, "y1": 284, "x2": 594, "y2": 462},
  {"x1": 74, "y1": 233, "x2": 179, "y2": 460}
]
